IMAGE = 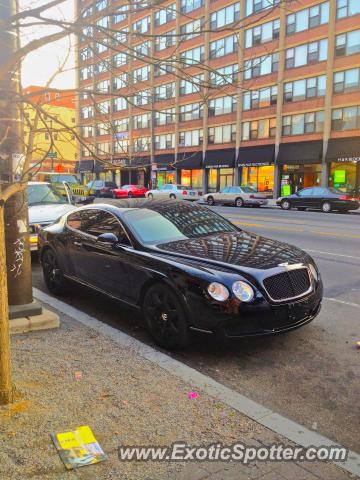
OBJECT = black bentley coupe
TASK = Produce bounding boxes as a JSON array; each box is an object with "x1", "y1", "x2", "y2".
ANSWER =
[{"x1": 38, "y1": 200, "x2": 323, "y2": 349}]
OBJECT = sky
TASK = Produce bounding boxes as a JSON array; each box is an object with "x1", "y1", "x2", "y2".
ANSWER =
[{"x1": 20, "y1": 0, "x2": 76, "y2": 89}]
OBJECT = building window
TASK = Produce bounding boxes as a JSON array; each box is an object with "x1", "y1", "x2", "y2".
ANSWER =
[
  {"x1": 113, "y1": 52, "x2": 127, "y2": 67},
  {"x1": 244, "y1": 53, "x2": 278, "y2": 79},
  {"x1": 96, "y1": 101, "x2": 111, "y2": 115},
  {"x1": 113, "y1": 139, "x2": 129, "y2": 154},
  {"x1": 155, "y1": 108, "x2": 175, "y2": 126},
  {"x1": 155, "y1": 30, "x2": 176, "y2": 51},
  {"x1": 331, "y1": 106, "x2": 360, "y2": 131},
  {"x1": 154, "y1": 82, "x2": 176, "y2": 101},
  {"x1": 134, "y1": 113, "x2": 151, "y2": 129},
  {"x1": 285, "y1": 39, "x2": 327, "y2": 69},
  {"x1": 154, "y1": 134, "x2": 175, "y2": 150},
  {"x1": 112, "y1": 5, "x2": 128, "y2": 24},
  {"x1": 95, "y1": 0, "x2": 108, "y2": 12},
  {"x1": 113, "y1": 28, "x2": 129, "y2": 44},
  {"x1": 180, "y1": 46, "x2": 205, "y2": 67},
  {"x1": 133, "y1": 16, "x2": 150, "y2": 34},
  {"x1": 96, "y1": 123, "x2": 109, "y2": 136},
  {"x1": 133, "y1": 65, "x2": 150, "y2": 83},
  {"x1": 95, "y1": 16, "x2": 109, "y2": 29},
  {"x1": 81, "y1": 106, "x2": 94, "y2": 119},
  {"x1": 113, "y1": 73, "x2": 128, "y2": 90},
  {"x1": 82, "y1": 125, "x2": 93, "y2": 138},
  {"x1": 114, "y1": 118, "x2": 129, "y2": 132},
  {"x1": 97, "y1": 142, "x2": 111, "y2": 155},
  {"x1": 180, "y1": 18, "x2": 203, "y2": 41},
  {"x1": 335, "y1": 29, "x2": 360, "y2": 57},
  {"x1": 96, "y1": 80, "x2": 110, "y2": 93},
  {"x1": 282, "y1": 111, "x2": 325, "y2": 135},
  {"x1": 180, "y1": 0, "x2": 204, "y2": 14},
  {"x1": 179, "y1": 129, "x2": 203, "y2": 147},
  {"x1": 286, "y1": 2, "x2": 329, "y2": 35},
  {"x1": 284, "y1": 75, "x2": 326, "y2": 102},
  {"x1": 154, "y1": 61, "x2": 175, "y2": 77},
  {"x1": 242, "y1": 118, "x2": 276, "y2": 140},
  {"x1": 179, "y1": 103, "x2": 203, "y2": 121},
  {"x1": 333, "y1": 68, "x2": 360, "y2": 93},
  {"x1": 179, "y1": 75, "x2": 204, "y2": 95},
  {"x1": 209, "y1": 65, "x2": 238, "y2": 86},
  {"x1": 208, "y1": 96, "x2": 237, "y2": 116},
  {"x1": 134, "y1": 41, "x2": 151, "y2": 58},
  {"x1": 94, "y1": 60, "x2": 109, "y2": 75},
  {"x1": 208, "y1": 124, "x2": 236, "y2": 144},
  {"x1": 245, "y1": 18, "x2": 280, "y2": 48},
  {"x1": 80, "y1": 65, "x2": 93, "y2": 80},
  {"x1": 210, "y1": 3, "x2": 240, "y2": 30},
  {"x1": 336, "y1": 0, "x2": 360, "y2": 19},
  {"x1": 243, "y1": 86, "x2": 277, "y2": 110},
  {"x1": 245, "y1": 0, "x2": 279, "y2": 16},
  {"x1": 113, "y1": 97, "x2": 127, "y2": 112},
  {"x1": 80, "y1": 47, "x2": 93, "y2": 61},
  {"x1": 134, "y1": 137, "x2": 150, "y2": 152},
  {"x1": 134, "y1": 89, "x2": 152, "y2": 106},
  {"x1": 154, "y1": 3, "x2": 176, "y2": 26},
  {"x1": 210, "y1": 35, "x2": 238, "y2": 59}
]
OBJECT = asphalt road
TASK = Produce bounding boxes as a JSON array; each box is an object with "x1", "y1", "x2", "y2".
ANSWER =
[{"x1": 31, "y1": 204, "x2": 360, "y2": 452}]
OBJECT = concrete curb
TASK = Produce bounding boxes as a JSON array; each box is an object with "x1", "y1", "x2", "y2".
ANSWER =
[{"x1": 10, "y1": 308, "x2": 60, "y2": 335}]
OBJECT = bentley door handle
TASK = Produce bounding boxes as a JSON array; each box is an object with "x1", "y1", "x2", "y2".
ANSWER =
[{"x1": 73, "y1": 241, "x2": 82, "y2": 247}]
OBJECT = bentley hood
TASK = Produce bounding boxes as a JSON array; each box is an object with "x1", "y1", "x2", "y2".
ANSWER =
[{"x1": 155, "y1": 230, "x2": 312, "y2": 271}]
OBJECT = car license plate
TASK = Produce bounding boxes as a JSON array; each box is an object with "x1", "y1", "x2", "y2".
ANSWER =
[{"x1": 190, "y1": 192, "x2": 195, "y2": 196}]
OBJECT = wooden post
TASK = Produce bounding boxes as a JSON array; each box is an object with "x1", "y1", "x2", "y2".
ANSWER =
[{"x1": 0, "y1": 201, "x2": 14, "y2": 405}]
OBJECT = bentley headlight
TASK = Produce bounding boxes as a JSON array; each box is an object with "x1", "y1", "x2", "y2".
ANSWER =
[
  {"x1": 232, "y1": 281, "x2": 254, "y2": 302},
  {"x1": 207, "y1": 282, "x2": 229, "y2": 302},
  {"x1": 308, "y1": 264, "x2": 319, "y2": 282}
]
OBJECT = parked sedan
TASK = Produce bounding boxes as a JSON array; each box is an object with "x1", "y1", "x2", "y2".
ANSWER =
[
  {"x1": 277, "y1": 187, "x2": 360, "y2": 213},
  {"x1": 146, "y1": 184, "x2": 201, "y2": 201},
  {"x1": 38, "y1": 200, "x2": 322, "y2": 349},
  {"x1": 204, "y1": 186, "x2": 268, "y2": 207},
  {"x1": 87, "y1": 180, "x2": 117, "y2": 198},
  {"x1": 111, "y1": 185, "x2": 148, "y2": 199}
]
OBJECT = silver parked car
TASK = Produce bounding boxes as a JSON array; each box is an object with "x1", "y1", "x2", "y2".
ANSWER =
[
  {"x1": 145, "y1": 184, "x2": 201, "y2": 201},
  {"x1": 203, "y1": 186, "x2": 268, "y2": 207}
]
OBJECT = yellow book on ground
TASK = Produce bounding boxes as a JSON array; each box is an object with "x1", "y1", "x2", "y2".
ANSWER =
[{"x1": 51, "y1": 425, "x2": 107, "y2": 470}]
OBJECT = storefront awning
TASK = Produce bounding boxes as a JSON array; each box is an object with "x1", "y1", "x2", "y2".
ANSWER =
[
  {"x1": 237, "y1": 145, "x2": 274, "y2": 167},
  {"x1": 326, "y1": 138, "x2": 360, "y2": 163},
  {"x1": 204, "y1": 149, "x2": 235, "y2": 168},
  {"x1": 154, "y1": 154, "x2": 175, "y2": 170},
  {"x1": 277, "y1": 141, "x2": 322, "y2": 165},
  {"x1": 175, "y1": 151, "x2": 203, "y2": 169},
  {"x1": 76, "y1": 160, "x2": 104, "y2": 173}
]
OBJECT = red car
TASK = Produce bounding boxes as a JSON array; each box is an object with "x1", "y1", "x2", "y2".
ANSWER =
[{"x1": 111, "y1": 184, "x2": 148, "y2": 199}]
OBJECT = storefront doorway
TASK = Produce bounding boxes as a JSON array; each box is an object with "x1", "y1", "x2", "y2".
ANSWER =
[
  {"x1": 207, "y1": 168, "x2": 234, "y2": 192},
  {"x1": 280, "y1": 164, "x2": 322, "y2": 195}
]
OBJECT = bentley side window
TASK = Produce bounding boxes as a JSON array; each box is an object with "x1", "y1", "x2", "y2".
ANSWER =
[
  {"x1": 66, "y1": 211, "x2": 82, "y2": 230},
  {"x1": 82, "y1": 210, "x2": 131, "y2": 246}
]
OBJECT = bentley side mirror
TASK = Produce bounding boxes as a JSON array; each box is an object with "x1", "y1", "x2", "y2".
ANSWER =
[{"x1": 96, "y1": 233, "x2": 118, "y2": 244}]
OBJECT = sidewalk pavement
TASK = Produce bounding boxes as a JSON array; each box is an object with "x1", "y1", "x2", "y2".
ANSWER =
[{"x1": 0, "y1": 300, "x2": 356, "y2": 480}]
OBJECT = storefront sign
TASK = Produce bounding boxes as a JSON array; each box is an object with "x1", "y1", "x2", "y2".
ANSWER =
[
  {"x1": 336, "y1": 157, "x2": 360, "y2": 163},
  {"x1": 112, "y1": 158, "x2": 128, "y2": 166},
  {"x1": 238, "y1": 162, "x2": 271, "y2": 167},
  {"x1": 205, "y1": 163, "x2": 232, "y2": 169}
]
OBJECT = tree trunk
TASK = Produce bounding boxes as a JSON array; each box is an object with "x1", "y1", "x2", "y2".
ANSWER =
[
  {"x1": 0, "y1": 202, "x2": 14, "y2": 404},
  {"x1": 5, "y1": 190, "x2": 32, "y2": 305}
]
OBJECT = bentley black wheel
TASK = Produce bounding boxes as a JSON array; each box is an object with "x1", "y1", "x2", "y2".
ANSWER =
[
  {"x1": 42, "y1": 249, "x2": 68, "y2": 295},
  {"x1": 143, "y1": 284, "x2": 190, "y2": 349}
]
